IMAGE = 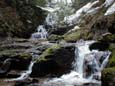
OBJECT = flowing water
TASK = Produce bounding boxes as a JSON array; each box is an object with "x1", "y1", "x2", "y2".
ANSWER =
[
  {"x1": 31, "y1": 0, "x2": 75, "y2": 39},
  {"x1": 42, "y1": 40, "x2": 111, "y2": 86},
  {"x1": 31, "y1": 0, "x2": 115, "y2": 39},
  {"x1": 5, "y1": 61, "x2": 35, "y2": 81},
  {"x1": 13, "y1": 0, "x2": 114, "y2": 85}
]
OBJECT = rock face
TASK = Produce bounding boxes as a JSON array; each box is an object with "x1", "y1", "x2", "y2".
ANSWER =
[
  {"x1": 0, "y1": 0, "x2": 46, "y2": 38},
  {"x1": 0, "y1": 38, "x2": 34, "y2": 76},
  {"x1": 31, "y1": 44, "x2": 75, "y2": 77},
  {"x1": 91, "y1": 14, "x2": 115, "y2": 40}
]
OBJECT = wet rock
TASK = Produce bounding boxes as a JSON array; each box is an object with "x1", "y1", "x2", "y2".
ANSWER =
[
  {"x1": 31, "y1": 44, "x2": 75, "y2": 77},
  {"x1": 48, "y1": 34, "x2": 64, "y2": 42},
  {"x1": 90, "y1": 14, "x2": 115, "y2": 40},
  {"x1": 89, "y1": 41, "x2": 109, "y2": 51},
  {"x1": 49, "y1": 25, "x2": 74, "y2": 35},
  {"x1": 102, "y1": 67, "x2": 115, "y2": 86}
]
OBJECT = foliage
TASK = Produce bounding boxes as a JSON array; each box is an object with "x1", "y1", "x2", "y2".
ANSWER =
[{"x1": 31, "y1": 0, "x2": 47, "y2": 7}]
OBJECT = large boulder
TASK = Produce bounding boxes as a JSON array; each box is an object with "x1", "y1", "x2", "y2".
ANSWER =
[
  {"x1": 31, "y1": 44, "x2": 75, "y2": 77},
  {"x1": 102, "y1": 67, "x2": 115, "y2": 86}
]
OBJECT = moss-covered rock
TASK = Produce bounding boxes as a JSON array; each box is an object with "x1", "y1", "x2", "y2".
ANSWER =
[
  {"x1": 37, "y1": 44, "x2": 61, "y2": 62},
  {"x1": 102, "y1": 67, "x2": 115, "y2": 86},
  {"x1": 100, "y1": 33, "x2": 115, "y2": 43},
  {"x1": 64, "y1": 30, "x2": 82, "y2": 42},
  {"x1": 48, "y1": 34, "x2": 64, "y2": 42},
  {"x1": 64, "y1": 29, "x2": 93, "y2": 42},
  {"x1": 108, "y1": 44, "x2": 115, "y2": 67},
  {"x1": 31, "y1": 44, "x2": 75, "y2": 77}
]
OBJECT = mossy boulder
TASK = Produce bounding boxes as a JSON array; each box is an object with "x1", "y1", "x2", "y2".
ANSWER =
[
  {"x1": 48, "y1": 34, "x2": 64, "y2": 42},
  {"x1": 108, "y1": 44, "x2": 115, "y2": 67},
  {"x1": 100, "y1": 33, "x2": 115, "y2": 43},
  {"x1": 31, "y1": 44, "x2": 75, "y2": 77},
  {"x1": 102, "y1": 67, "x2": 115, "y2": 86},
  {"x1": 37, "y1": 44, "x2": 61, "y2": 62},
  {"x1": 0, "y1": 49, "x2": 32, "y2": 71},
  {"x1": 64, "y1": 29, "x2": 91, "y2": 42}
]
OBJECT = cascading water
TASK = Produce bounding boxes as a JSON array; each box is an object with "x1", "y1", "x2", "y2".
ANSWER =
[
  {"x1": 31, "y1": 25, "x2": 48, "y2": 39},
  {"x1": 43, "y1": 40, "x2": 111, "y2": 86},
  {"x1": 6, "y1": 61, "x2": 35, "y2": 81},
  {"x1": 5, "y1": 54, "x2": 39, "y2": 81},
  {"x1": 31, "y1": 0, "x2": 75, "y2": 39}
]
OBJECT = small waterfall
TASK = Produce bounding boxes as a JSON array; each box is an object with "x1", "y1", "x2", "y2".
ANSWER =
[
  {"x1": 5, "y1": 61, "x2": 35, "y2": 81},
  {"x1": 31, "y1": 0, "x2": 75, "y2": 40},
  {"x1": 73, "y1": 40, "x2": 94, "y2": 78},
  {"x1": 43, "y1": 40, "x2": 111, "y2": 86},
  {"x1": 5, "y1": 54, "x2": 39, "y2": 81},
  {"x1": 31, "y1": 25, "x2": 48, "y2": 39}
]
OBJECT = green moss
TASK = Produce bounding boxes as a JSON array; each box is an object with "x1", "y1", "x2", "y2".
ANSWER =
[
  {"x1": 37, "y1": 44, "x2": 61, "y2": 62},
  {"x1": 48, "y1": 34, "x2": 64, "y2": 41},
  {"x1": 100, "y1": 34, "x2": 115, "y2": 42},
  {"x1": 64, "y1": 29, "x2": 91, "y2": 42},
  {"x1": 102, "y1": 67, "x2": 115, "y2": 81},
  {"x1": 19, "y1": 53, "x2": 32, "y2": 59},
  {"x1": 109, "y1": 50, "x2": 115, "y2": 67},
  {"x1": 0, "y1": 50, "x2": 32, "y2": 59},
  {"x1": 108, "y1": 44, "x2": 115, "y2": 67},
  {"x1": 86, "y1": 32, "x2": 93, "y2": 40},
  {"x1": 64, "y1": 30, "x2": 82, "y2": 42}
]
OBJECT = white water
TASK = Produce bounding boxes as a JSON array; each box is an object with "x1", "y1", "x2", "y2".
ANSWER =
[
  {"x1": 6, "y1": 61, "x2": 35, "y2": 81},
  {"x1": 104, "y1": 0, "x2": 114, "y2": 7},
  {"x1": 31, "y1": 0, "x2": 73, "y2": 39},
  {"x1": 105, "y1": 2, "x2": 115, "y2": 15},
  {"x1": 64, "y1": 0, "x2": 99, "y2": 25},
  {"x1": 31, "y1": 25, "x2": 48, "y2": 39},
  {"x1": 43, "y1": 40, "x2": 111, "y2": 86}
]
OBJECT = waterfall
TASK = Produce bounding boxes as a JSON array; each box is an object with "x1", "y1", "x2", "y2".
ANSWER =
[
  {"x1": 105, "y1": 2, "x2": 115, "y2": 15},
  {"x1": 5, "y1": 61, "x2": 35, "y2": 81},
  {"x1": 43, "y1": 40, "x2": 111, "y2": 86},
  {"x1": 64, "y1": 0, "x2": 99, "y2": 25},
  {"x1": 31, "y1": 25, "x2": 48, "y2": 39},
  {"x1": 5, "y1": 54, "x2": 39, "y2": 81},
  {"x1": 31, "y1": 0, "x2": 75, "y2": 40}
]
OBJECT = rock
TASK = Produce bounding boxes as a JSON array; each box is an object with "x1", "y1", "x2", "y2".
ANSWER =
[
  {"x1": 102, "y1": 67, "x2": 115, "y2": 86},
  {"x1": 31, "y1": 44, "x2": 75, "y2": 77},
  {"x1": 48, "y1": 34, "x2": 64, "y2": 42},
  {"x1": 90, "y1": 14, "x2": 115, "y2": 40},
  {"x1": 49, "y1": 25, "x2": 74, "y2": 35},
  {"x1": 64, "y1": 29, "x2": 91, "y2": 42},
  {"x1": 89, "y1": 41, "x2": 109, "y2": 51},
  {"x1": 102, "y1": 43, "x2": 115, "y2": 86},
  {"x1": 108, "y1": 43, "x2": 115, "y2": 67},
  {"x1": 100, "y1": 33, "x2": 115, "y2": 43}
]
